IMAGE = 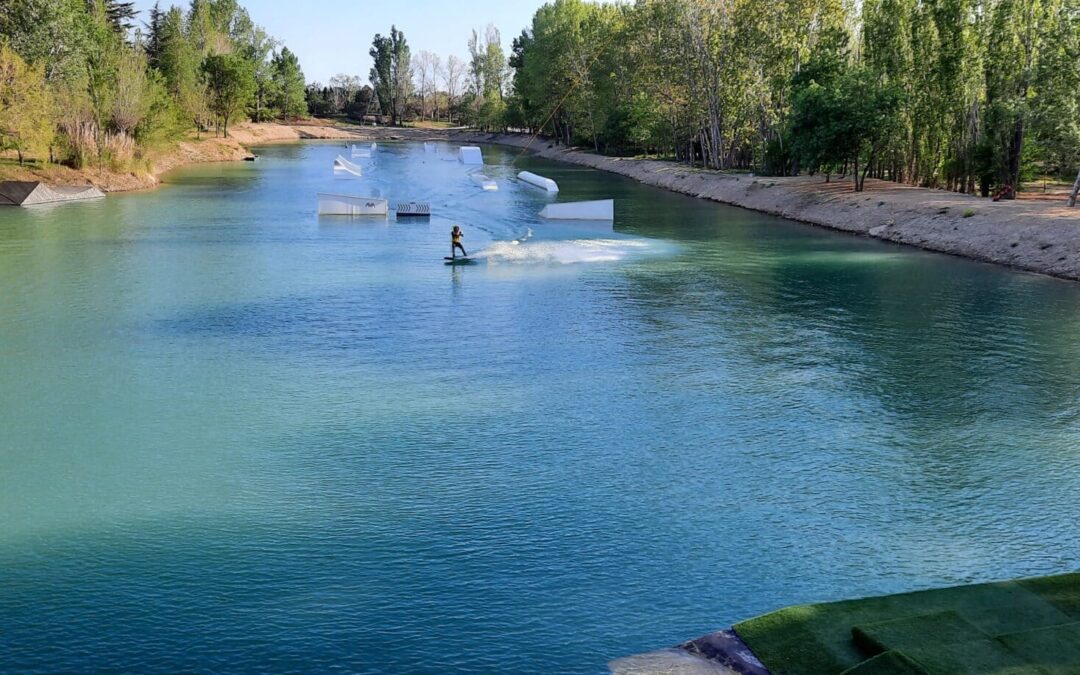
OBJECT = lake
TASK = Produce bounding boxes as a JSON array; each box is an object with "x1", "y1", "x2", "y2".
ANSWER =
[{"x1": 2, "y1": 141, "x2": 1080, "y2": 673}]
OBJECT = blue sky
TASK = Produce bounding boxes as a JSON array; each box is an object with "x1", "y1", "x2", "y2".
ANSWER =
[{"x1": 131, "y1": 0, "x2": 549, "y2": 84}]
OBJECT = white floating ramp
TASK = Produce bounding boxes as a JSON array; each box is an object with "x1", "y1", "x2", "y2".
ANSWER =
[
  {"x1": 458, "y1": 146, "x2": 484, "y2": 165},
  {"x1": 424, "y1": 141, "x2": 438, "y2": 153},
  {"x1": 317, "y1": 193, "x2": 388, "y2": 215},
  {"x1": 539, "y1": 199, "x2": 614, "y2": 221},
  {"x1": 471, "y1": 174, "x2": 498, "y2": 191},
  {"x1": 350, "y1": 145, "x2": 371, "y2": 158},
  {"x1": 333, "y1": 155, "x2": 363, "y2": 177},
  {"x1": 0, "y1": 181, "x2": 104, "y2": 206},
  {"x1": 395, "y1": 202, "x2": 431, "y2": 218},
  {"x1": 517, "y1": 171, "x2": 559, "y2": 193}
]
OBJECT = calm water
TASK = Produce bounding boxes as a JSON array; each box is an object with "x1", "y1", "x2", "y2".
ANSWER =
[{"x1": 3, "y1": 142, "x2": 1080, "y2": 673}]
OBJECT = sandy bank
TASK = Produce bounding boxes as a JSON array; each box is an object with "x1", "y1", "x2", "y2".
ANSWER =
[
  {"x1": 451, "y1": 130, "x2": 1080, "y2": 282},
  {"x1": 0, "y1": 121, "x2": 365, "y2": 194}
]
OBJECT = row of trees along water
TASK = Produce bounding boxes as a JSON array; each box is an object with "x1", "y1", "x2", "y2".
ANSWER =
[
  {"x1": 505, "y1": 0, "x2": 1079, "y2": 196},
  {"x1": 310, "y1": 0, "x2": 1077, "y2": 198},
  {"x1": 0, "y1": 0, "x2": 306, "y2": 170}
]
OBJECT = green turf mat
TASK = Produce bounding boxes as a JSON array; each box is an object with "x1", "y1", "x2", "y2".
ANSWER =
[
  {"x1": 839, "y1": 651, "x2": 929, "y2": 675},
  {"x1": 903, "y1": 639, "x2": 1040, "y2": 675},
  {"x1": 734, "y1": 574, "x2": 1080, "y2": 675},
  {"x1": 996, "y1": 621, "x2": 1080, "y2": 672},
  {"x1": 1019, "y1": 573, "x2": 1080, "y2": 621},
  {"x1": 852, "y1": 611, "x2": 987, "y2": 655},
  {"x1": 734, "y1": 604, "x2": 858, "y2": 674}
]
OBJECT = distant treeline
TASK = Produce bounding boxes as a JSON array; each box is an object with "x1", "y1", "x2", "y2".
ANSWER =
[
  {"x1": 305, "y1": 24, "x2": 505, "y2": 129},
  {"x1": 0, "y1": 0, "x2": 306, "y2": 169}
]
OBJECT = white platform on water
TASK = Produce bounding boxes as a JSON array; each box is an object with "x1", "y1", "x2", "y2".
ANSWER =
[
  {"x1": 350, "y1": 144, "x2": 372, "y2": 158},
  {"x1": 317, "y1": 193, "x2": 388, "y2": 215},
  {"x1": 539, "y1": 199, "x2": 613, "y2": 221},
  {"x1": 518, "y1": 171, "x2": 559, "y2": 193},
  {"x1": 333, "y1": 155, "x2": 363, "y2": 177},
  {"x1": 458, "y1": 146, "x2": 484, "y2": 165},
  {"x1": 471, "y1": 174, "x2": 498, "y2": 191},
  {"x1": 424, "y1": 141, "x2": 438, "y2": 153}
]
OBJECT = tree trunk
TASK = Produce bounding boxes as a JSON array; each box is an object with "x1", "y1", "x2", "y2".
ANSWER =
[
  {"x1": 1068, "y1": 169, "x2": 1080, "y2": 207},
  {"x1": 1005, "y1": 118, "x2": 1024, "y2": 199},
  {"x1": 224, "y1": 114, "x2": 230, "y2": 138}
]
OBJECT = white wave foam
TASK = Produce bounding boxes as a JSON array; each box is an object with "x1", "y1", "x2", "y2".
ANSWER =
[{"x1": 477, "y1": 238, "x2": 655, "y2": 265}]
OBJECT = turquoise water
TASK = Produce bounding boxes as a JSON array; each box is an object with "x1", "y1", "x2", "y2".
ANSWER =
[{"x1": 3, "y1": 142, "x2": 1080, "y2": 672}]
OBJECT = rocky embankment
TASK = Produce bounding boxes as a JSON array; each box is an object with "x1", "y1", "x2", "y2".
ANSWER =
[{"x1": 450, "y1": 131, "x2": 1080, "y2": 282}]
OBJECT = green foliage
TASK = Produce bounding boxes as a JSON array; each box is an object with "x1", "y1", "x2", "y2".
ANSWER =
[
  {"x1": 201, "y1": 52, "x2": 255, "y2": 136},
  {"x1": 0, "y1": 42, "x2": 54, "y2": 163},
  {"x1": 271, "y1": 47, "x2": 305, "y2": 120},
  {"x1": 0, "y1": 0, "x2": 304, "y2": 166},
  {"x1": 369, "y1": 26, "x2": 410, "y2": 125},
  {"x1": 502, "y1": 0, "x2": 1078, "y2": 196}
]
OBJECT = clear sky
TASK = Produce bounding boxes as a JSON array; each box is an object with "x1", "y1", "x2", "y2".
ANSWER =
[{"x1": 130, "y1": 0, "x2": 548, "y2": 84}]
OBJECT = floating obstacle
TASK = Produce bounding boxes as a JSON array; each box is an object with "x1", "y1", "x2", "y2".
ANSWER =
[
  {"x1": 317, "y1": 193, "x2": 388, "y2": 215},
  {"x1": 458, "y1": 146, "x2": 484, "y2": 165},
  {"x1": 471, "y1": 174, "x2": 498, "y2": 191},
  {"x1": 395, "y1": 202, "x2": 431, "y2": 218},
  {"x1": 539, "y1": 199, "x2": 614, "y2": 220},
  {"x1": 517, "y1": 171, "x2": 559, "y2": 193},
  {"x1": 350, "y1": 145, "x2": 371, "y2": 158},
  {"x1": 0, "y1": 181, "x2": 104, "y2": 207},
  {"x1": 333, "y1": 155, "x2": 363, "y2": 177},
  {"x1": 424, "y1": 141, "x2": 438, "y2": 153}
]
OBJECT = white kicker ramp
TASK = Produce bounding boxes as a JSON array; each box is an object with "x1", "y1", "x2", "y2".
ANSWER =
[
  {"x1": 517, "y1": 171, "x2": 559, "y2": 192},
  {"x1": 458, "y1": 146, "x2": 484, "y2": 165},
  {"x1": 333, "y1": 155, "x2": 363, "y2": 176},
  {"x1": 539, "y1": 199, "x2": 614, "y2": 221}
]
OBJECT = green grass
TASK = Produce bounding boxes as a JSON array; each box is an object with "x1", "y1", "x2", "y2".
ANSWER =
[{"x1": 733, "y1": 573, "x2": 1080, "y2": 675}]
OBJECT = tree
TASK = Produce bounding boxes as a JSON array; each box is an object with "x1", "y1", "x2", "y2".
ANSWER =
[
  {"x1": 201, "y1": 52, "x2": 255, "y2": 136},
  {"x1": 237, "y1": 22, "x2": 279, "y2": 122},
  {"x1": 0, "y1": 43, "x2": 54, "y2": 163},
  {"x1": 369, "y1": 26, "x2": 410, "y2": 125},
  {"x1": 792, "y1": 66, "x2": 904, "y2": 191},
  {"x1": 271, "y1": 46, "x2": 305, "y2": 120},
  {"x1": 111, "y1": 45, "x2": 153, "y2": 137},
  {"x1": 104, "y1": 0, "x2": 138, "y2": 34},
  {"x1": 443, "y1": 54, "x2": 464, "y2": 122},
  {"x1": 413, "y1": 50, "x2": 437, "y2": 120}
]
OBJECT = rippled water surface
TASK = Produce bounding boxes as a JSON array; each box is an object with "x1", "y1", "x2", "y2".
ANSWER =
[{"x1": 3, "y1": 142, "x2": 1080, "y2": 673}]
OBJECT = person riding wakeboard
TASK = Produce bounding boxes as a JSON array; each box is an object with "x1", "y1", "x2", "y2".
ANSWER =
[{"x1": 451, "y1": 225, "x2": 467, "y2": 259}]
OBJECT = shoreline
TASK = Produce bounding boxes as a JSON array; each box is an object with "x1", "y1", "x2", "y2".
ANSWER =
[
  {"x1": 445, "y1": 130, "x2": 1080, "y2": 283},
  {"x1": 8, "y1": 123, "x2": 1080, "y2": 282},
  {"x1": 0, "y1": 121, "x2": 361, "y2": 194}
]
